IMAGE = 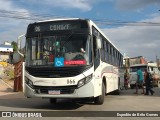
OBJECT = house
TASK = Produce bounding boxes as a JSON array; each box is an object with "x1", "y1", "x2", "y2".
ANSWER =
[{"x1": 0, "y1": 42, "x2": 13, "y2": 62}]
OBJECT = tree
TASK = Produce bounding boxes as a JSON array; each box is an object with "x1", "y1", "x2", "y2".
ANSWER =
[{"x1": 11, "y1": 41, "x2": 18, "y2": 52}]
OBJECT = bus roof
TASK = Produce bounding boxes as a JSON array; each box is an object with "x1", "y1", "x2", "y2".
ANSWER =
[{"x1": 35, "y1": 18, "x2": 81, "y2": 23}]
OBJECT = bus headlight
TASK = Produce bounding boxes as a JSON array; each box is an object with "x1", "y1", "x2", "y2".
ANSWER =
[
  {"x1": 78, "y1": 79, "x2": 85, "y2": 88},
  {"x1": 78, "y1": 74, "x2": 92, "y2": 88},
  {"x1": 25, "y1": 77, "x2": 33, "y2": 88}
]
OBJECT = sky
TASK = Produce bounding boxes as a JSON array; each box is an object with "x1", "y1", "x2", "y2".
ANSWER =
[{"x1": 0, "y1": 0, "x2": 160, "y2": 61}]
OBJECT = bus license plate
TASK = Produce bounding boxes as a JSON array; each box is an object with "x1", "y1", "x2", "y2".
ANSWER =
[{"x1": 48, "y1": 90, "x2": 60, "y2": 95}]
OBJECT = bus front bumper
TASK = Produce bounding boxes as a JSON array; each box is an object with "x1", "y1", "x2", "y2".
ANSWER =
[{"x1": 24, "y1": 82, "x2": 94, "y2": 99}]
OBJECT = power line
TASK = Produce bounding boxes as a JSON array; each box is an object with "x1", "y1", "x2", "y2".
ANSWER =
[
  {"x1": 0, "y1": 9, "x2": 160, "y2": 26},
  {"x1": 0, "y1": 9, "x2": 68, "y2": 21},
  {"x1": 95, "y1": 21, "x2": 160, "y2": 26},
  {"x1": 93, "y1": 18, "x2": 160, "y2": 26}
]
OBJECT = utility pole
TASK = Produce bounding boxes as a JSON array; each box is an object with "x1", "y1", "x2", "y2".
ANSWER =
[
  {"x1": 156, "y1": 56, "x2": 159, "y2": 68},
  {"x1": 156, "y1": 56, "x2": 157, "y2": 66}
]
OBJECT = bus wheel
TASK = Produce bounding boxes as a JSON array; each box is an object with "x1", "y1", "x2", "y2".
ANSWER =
[
  {"x1": 49, "y1": 98, "x2": 57, "y2": 104},
  {"x1": 94, "y1": 82, "x2": 105, "y2": 105}
]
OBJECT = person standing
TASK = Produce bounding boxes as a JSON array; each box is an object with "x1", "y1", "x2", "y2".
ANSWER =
[
  {"x1": 124, "y1": 70, "x2": 129, "y2": 90},
  {"x1": 144, "y1": 69, "x2": 155, "y2": 95},
  {"x1": 135, "y1": 68, "x2": 144, "y2": 94}
]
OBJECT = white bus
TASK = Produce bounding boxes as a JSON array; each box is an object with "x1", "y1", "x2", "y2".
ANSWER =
[{"x1": 18, "y1": 18, "x2": 123, "y2": 104}]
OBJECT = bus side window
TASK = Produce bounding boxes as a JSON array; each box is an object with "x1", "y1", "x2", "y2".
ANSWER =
[
  {"x1": 93, "y1": 35, "x2": 100, "y2": 70},
  {"x1": 151, "y1": 67, "x2": 153, "y2": 71},
  {"x1": 93, "y1": 36, "x2": 98, "y2": 58},
  {"x1": 148, "y1": 67, "x2": 151, "y2": 72}
]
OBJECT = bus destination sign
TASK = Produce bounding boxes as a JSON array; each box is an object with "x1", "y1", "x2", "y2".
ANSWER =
[
  {"x1": 33, "y1": 21, "x2": 85, "y2": 32},
  {"x1": 34, "y1": 24, "x2": 70, "y2": 32}
]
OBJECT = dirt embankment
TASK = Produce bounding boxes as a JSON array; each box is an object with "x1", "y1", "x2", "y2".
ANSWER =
[{"x1": 0, "y1": 64, "x2": 14, "y2": 91}]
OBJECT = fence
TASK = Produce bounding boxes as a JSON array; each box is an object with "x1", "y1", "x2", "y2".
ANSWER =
[{"x1": 14, "y1": 61, "x2": 23, "y2": 92}]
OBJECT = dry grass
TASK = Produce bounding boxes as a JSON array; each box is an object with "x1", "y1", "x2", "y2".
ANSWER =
[{"x1": 3, "y1": 64, "x2": 14, "y2": 80}]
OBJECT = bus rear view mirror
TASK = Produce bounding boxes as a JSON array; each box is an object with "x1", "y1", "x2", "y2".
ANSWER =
[
  {"x1": 17, "y1": 34, "x2": 25, "y2": 57},
  {"x1": 96, "y1": 38, "x2": 102, "y2": 49}
]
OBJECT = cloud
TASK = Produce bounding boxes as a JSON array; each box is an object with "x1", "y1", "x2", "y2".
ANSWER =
[
  {"x1": 27, "y1": 0, "x2": 106, "y2": 11},
  {"x1": 0, "y1": 0, "x2": 30, "y2": 22},
  {"x1": 0, "y1": 0, "x2": 31, "y2": 43},
  {"x1": 102, "y1": 15, "x2": 160, "y2": 61},
  {"x1": 49, "y1": 0, "x2": 92, "y2": 11},
  {"x1": 0, "y1": 0, "x2": 29, "y2": 14},
  {"x1": 115, "y1": 0, "x2": 160, "y2": 11},
  {"x1": 26, "y1": 0, "x2": 93, "y2": 11}
]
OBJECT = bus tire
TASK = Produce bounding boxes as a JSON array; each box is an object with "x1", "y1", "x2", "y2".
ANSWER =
[
  {"x1": 94, "y1": 82, "x2": 105, "y2": 105},
  {"x1": 49, "y1": 98, "x2": 57, "y2": 104}
]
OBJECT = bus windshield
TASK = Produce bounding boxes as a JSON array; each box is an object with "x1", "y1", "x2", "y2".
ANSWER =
[
  {"x1": 25, "y1": 34, "x2": 92, "y2": 67},
  {"x1": 130, "y1": 66, "x2": 147, "y2": 72}
]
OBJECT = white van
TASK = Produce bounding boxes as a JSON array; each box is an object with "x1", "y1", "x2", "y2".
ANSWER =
[{"x1": 129, "y1": 63, "x2": 160, "y2": 89}]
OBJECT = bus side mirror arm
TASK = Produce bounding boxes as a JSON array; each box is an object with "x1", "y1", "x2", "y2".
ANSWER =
[{"x1": 17, "y1": 34, "x2": 25, "y2": 57}]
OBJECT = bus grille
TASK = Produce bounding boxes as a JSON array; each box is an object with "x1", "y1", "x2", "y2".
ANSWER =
[
  {"x1": 25, "y1": 66, "x2": 91, "y2": 78},
  {"x1": 33, "y1": 85, "x2": 77, "y2": 94}
]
